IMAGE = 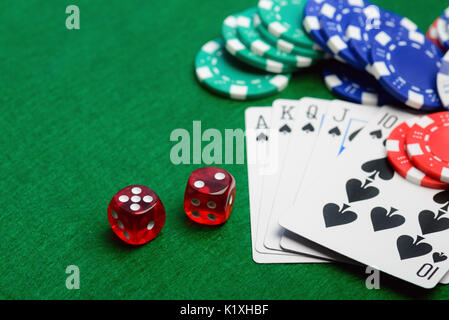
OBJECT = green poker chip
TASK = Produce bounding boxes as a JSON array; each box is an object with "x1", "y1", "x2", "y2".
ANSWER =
[
  {"x1": 195, "y1": 38, "x2": 291, "y2": 100},
  {"x1": 236, "y1": 8, "x2": 318, "y2": 68},
  {"x1": 256, "y1": 16, "x2": 324, "y2": 59},
  {"x1": 221, "y1": 9, "x2": 296, "y2": 74},
  {"x1": 257, "y1": 0, "x2": 315, "y2": 50}
]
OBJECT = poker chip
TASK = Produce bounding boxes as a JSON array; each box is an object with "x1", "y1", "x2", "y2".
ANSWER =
[
  {"x1": 386, "y1": 119, "x2": 449, "y2": 189},
  {"x1": 236, "y1": 9, "x2": 315, "y2": 68},
  {"x1": 319, "y1": 0, "x2": 368, "y2": 70},
  {"x1": 303, "y1": 0, "x2": 333, "y2": 55},
  {"x1": 257, "y1": 0, "x2": 315, "y2": 50},
  {"x1": 195, "y1": 39, "x2": 291, "y2": 100},
  {"x1": 437, "y1": 50, "x2": 449, "y2": 109},
  {"x1": 437, "y1": 9, "x2": 449, "y2": 50},
  {"x1": 441, "y1": 6, "x2": 449, "y2": 27},
  {"x1": 221, "y1": 10, "x2": 296, "y2": 74},
  {"x1": 427, "y1": 17, "x2": 445, "y2": 51},
  {"x1": 194, "y1": 3, "x2": 448, "y2": 104},
  {"x1": 371, "y1": 38, "x2": 443, "y2": 110},
  {"x1": 255, "y1": 13, "x2": 325, "y2": 59},
  {"x1": 347, "y1": 6, "x2": 419, "y2": 72},
  {"x1": 322, "y1": 61, "x2": 394, "y2": 106},
  {"x1": 406, "y1": 112, "x2": 449, "y2": 184}
]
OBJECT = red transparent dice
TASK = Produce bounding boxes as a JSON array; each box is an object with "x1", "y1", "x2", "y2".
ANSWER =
[
  {"x1": 107, "y1": 185, "x2": 165, "y2": 245},
  {"x1": 184, "y1": 167, "x2": 236, "y2": 225}
]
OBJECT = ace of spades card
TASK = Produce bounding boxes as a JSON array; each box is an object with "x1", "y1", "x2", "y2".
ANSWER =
[{"x1": 279, "y1": 106, "x2": 449, "y2": 288}]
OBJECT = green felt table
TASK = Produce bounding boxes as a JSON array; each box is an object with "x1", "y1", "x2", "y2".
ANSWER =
[{"x1": 1, "y1": 0, "x2": 449, "y2": 300}]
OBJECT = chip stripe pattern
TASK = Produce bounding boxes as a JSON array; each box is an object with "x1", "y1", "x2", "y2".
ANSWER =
[
  {"x1": 406, "y1": 113, "x2": 449, "y2": 184},
  {"x1": 387, "y1": 118, "x2": 449, "y2": 189},
  {"x1": 195, "y1": 39, "x2": 290, "y2": 100}
]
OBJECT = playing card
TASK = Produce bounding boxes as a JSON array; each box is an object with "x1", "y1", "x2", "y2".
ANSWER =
[
  {"x1": 254, "y1": 99, "x2": 330, "y2": 261},
  {"x1": 265, "y1": 99, "x2": 379, "y2": 259},
  {"x1": 253, "y1": 99, "x2": 297, "y2": 255},
  {"x1": 279, "y1": 106, "x2": 449, "y2": 288},
  {"x1": 440, "y1": 271, "x2": 449, "y2": 284},
  {"x1": 245, "y1": 106, "x2": 326, "y2": 263},
  {"x1": 256, "y1": 98, "x2": 329, "y2": 256}
]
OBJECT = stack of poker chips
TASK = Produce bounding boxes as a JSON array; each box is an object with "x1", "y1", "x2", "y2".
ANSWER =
[
  {"x1": 386, "y1": 111, "x2": 449, "y2": 190},
  {"x1": 432, "y1": 7, "x2": 449, "y2": 110},
  {"x1": 194, "y1": 1, "x2": 326, "y2": 101},
  {"x1": 194, "y1": 0, "x2": 449, "y2": 113},
  {"x1": 305, "y1": 0, "x2": 444, "y2": 111},
  {"x1": 427, "y1": 8, "x2": 449, "y2": 53}
]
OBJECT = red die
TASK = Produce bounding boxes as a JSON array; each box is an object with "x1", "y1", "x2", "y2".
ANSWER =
[
  {"x1": 184, "y1": 167, "x2": 236, "y2": 225},
  {"x1": 107, "y1": 185, "x2": 165, "y2": 245}
]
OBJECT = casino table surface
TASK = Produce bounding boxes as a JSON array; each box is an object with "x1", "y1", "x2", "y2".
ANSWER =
[{"x1": 2, "y1": 0, "x2": 449, "y2": 300}]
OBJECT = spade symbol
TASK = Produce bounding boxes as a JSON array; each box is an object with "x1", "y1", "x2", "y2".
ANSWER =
[
  {"x1": 346, "y1": 178, "x2": 379, "y2": 203},
  {"x1": 418, "y1": 210, "x2": 449, "y2": 235},
  {"x1": 361, "y1": 157, "x2": 395, "y2": 181},
  {"x1": 323, "y1": 203, "x2": 357, "y2": 228},
  {"x1": 279, "y1": 124, "x2": 292, "y2": 134},
  {"x1": 302, "y1": 123, "x2": 315, "y2": 133},
  {"x1": 256, "y1": 133, "x2": 268, "y2": 142},
  {"x1": 349, "y1": 128, "x2": 362, "y2": 142},
  {"x1": 433, "y1": 190, "x2": 449, "y2": 212},
  {"x1": 370, "y1": 207, "x2": 405, "y2": 232},
  {"x1": 397, "y1": 235, "x2": 433, "y2": 260},
  {"x1": 369, "y1": 129, "x2": 383, "y2": 139},
  {"x1": 433, "y1": 252, "x2": 448, "y2": 263},
  {"x1": 328, "y1": 126, "x2": 341, "y2": 137}
]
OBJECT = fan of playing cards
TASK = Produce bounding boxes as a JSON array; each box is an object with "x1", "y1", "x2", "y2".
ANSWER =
[{"x1": 245, "y1": 99, "x2": 449, "y2": 289}]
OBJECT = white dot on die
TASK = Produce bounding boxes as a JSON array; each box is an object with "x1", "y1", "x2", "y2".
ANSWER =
[
  {"x1": 130, "y1": 204, "x2": 140, "y2": 211},
  {"x1": 214, "y1": 172, "x2": 225, "y2": 180},
  {"x1": 124, "y1": 230, "x2": 130, "y2": 239},
  {"x1": 207, "y1": 213, "x2": 216, "y2": 221},
  {"x1": 111, "y1": 211, "x2": 118, "y2": 219},
  {"x1": 194, "y1": 180, "x2": 205, "y2": 188},
  {"x1": 117, "y1": 220, "x2": 124, "y2": 229},
  {"x1": 131, "y1": 187, "x2": 142, "y2": 194},
  {"x1": 191, "y1": 198, "x2": 200, "y2": 206},
  {"x1": 207, "y1": 201, "x2": 216, "y2": 209},
  {"x1": 131, "y1": 196, "x2": 141, "y2": 203},
  {"x1": 229, "y1": 195, "x2": 233, "y2": 205},
  {"x1": 192, "y1": 211, "x2": 200, "y2": 218},
  {"x1": 118, "y1": 195, "x2": 129, "y2": 202},
  {"x1": 147, "y1": 221, "x2": 155, "y2": 230},
  {"x1": 143, "y1": 195, "x2": 153, "y2": 203}
]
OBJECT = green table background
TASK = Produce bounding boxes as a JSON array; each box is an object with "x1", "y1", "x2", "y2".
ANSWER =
[{"x1": 1, "y1": 0, "x2": 448, "y2": 300}]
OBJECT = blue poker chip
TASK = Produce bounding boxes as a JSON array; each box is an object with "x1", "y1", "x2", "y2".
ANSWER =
[
  {"x1": 323, "y1": 61, "x2": 395, "y2": 106},
  {"x1": 371, "y1": 38, "x2": 443, "y2": 110},
  {"x1": 347, "y1": 6, "x2": 419, "y2": 72},
  {"x1": 303, "y1": 0, "x2": 334, "y2": 55},
  {"x1": 437, "y1": 50, "x2": 449, "y2": 109},
  {"x1": 319, "y1": 0, "x2": 370, "y2": 70}
]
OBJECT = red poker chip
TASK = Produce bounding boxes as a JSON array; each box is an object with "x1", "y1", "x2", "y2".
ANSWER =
[
  {"x1": 386, "y1": 118, "x2": 449, "y2": 189},
  {"x1": 406, "y1": 112, "x2": 449, "y2": 185},
  {"x1": 426, "y1": 17, "x2": 446, "y2": 52}
]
